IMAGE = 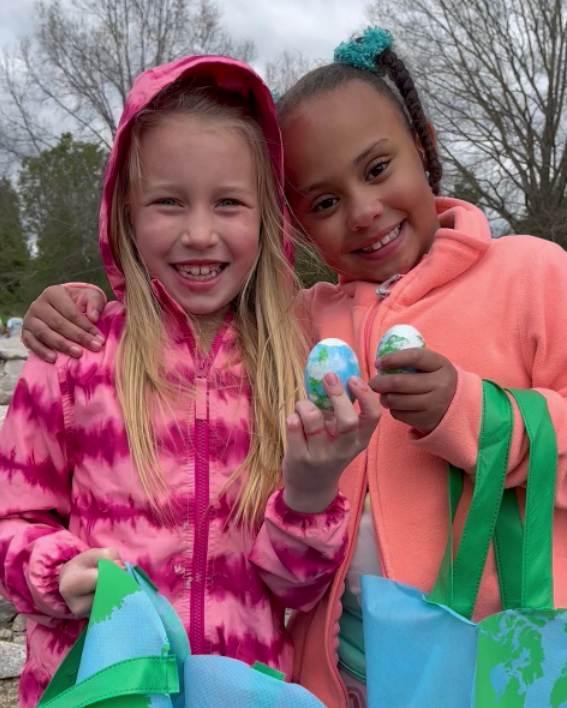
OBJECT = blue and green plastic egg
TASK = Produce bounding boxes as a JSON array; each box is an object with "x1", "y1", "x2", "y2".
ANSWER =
[{"x1": 304, "y1": 338, "x2": 360, "y2": 410}]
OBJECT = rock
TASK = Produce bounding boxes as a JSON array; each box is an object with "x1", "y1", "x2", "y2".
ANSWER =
[
  {"x1": 0, "y1": 677, "x2": 19, "y2": 707},
  {"x1": 0, "y1": 362, "x2": 25, "y2": 406},
  {"x1": 11, "y1": 636, "x2": 25, "y2": 646},
  {"x1": 0, "y1": 641, "x2": 25, "y2": 679},
  {"x1": 0, "y1": 599, "x2": 16, "y2": 626},
  {"x1": 11, "y1": 616, "x2": 26, "y2": 634},
  {"x1": 0, "y1": 407, "x2": 7, "y2": 428},
  {"x1": 0, "y1": 630, "x2": 11, "y2": 641},
  {"x1": 0, "y1": 340, "x2": 28, "y2": 361},
  {"x1": 0, "y1": 340, "x2": 28, "y2": 406}
]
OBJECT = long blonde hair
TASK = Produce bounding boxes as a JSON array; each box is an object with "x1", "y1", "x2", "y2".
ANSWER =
[{"x1": 109, "y1": 79, "x2": 308, "y2": 527}]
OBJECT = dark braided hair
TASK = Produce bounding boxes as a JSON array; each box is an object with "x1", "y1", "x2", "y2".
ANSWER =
[{"x1": 277, "y1": 47, "x2": 443, "y2": 195}]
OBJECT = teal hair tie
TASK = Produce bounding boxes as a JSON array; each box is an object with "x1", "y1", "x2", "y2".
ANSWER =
[
  {"x1": 270, "y1": 89, "x2": 281, "y2": 104},
  {"x1": 334, "y1": 27, "x2": 393, "y2": 73}
]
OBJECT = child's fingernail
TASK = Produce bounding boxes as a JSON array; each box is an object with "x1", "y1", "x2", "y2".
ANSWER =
[
  {"x1": 91, "y1": 337, "x2": 102, "y2": 351},
  {"x1": 90, "y1": 310, "x2": 100, "y2": 323},
  {"x1": 324, "y1": 372, "x2": 339, "y2": 385},
  {"x1": 70, "y1": 346, "x2": 82, "y2": 357},
  {"x1": 350, "y1": 376, "x2": 367, "y2": 389},
  {"x1": 46, "y1": 352, "x2": 56, "y2": 363}
]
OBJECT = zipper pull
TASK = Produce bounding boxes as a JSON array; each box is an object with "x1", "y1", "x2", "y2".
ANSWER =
[
  {"x1": 195, "y1": 360, "x2": 208, "y2": 420},
  {"x1": 376, "y1": 273, "x2": 402, "y2": 298}
]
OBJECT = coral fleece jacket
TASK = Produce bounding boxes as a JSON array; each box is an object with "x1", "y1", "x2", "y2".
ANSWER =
[{"x1": 290, "y1": 198, "x2": 567, "y2": 708}]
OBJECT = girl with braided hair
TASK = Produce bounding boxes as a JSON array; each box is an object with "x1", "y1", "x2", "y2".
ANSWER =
[{"x1": 18, "y1": 28, "x2": 567, "y2": 708}]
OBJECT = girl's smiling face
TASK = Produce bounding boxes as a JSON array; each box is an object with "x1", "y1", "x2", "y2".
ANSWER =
[
  {"x1": 282, "y1": 80, "x2": 440, "y2": 283},
  {"x1": 130, "y1": 115, "x2": 261, "y2": 319}
]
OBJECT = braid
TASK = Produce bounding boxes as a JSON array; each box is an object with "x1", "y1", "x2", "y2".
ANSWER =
[{"x1": 378, "y1": 48, "x2": 442, "y2": 195}]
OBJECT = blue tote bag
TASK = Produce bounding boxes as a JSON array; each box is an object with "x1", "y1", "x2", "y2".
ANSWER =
[
  {"x1": 360, "y1": 381, "x2": 567, "y2": 707},
  {"x1": 37, "y1": 560, "x2": 327, "y2": 708}
]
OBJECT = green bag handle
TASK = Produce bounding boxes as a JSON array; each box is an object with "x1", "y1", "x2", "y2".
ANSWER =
[
  {"x1": 429, "y1": 382, "x2": 557, "y2": 618},
  {"x1": 37, "y1": 654, "x2": 178, "y2": 708},
  {"x1": 492, "y1": 487, "x2": 524, "y2": 609},
  {"x1": 498, "y1": 389, "x2": 557, "y2": 609},
  {"x1": 430, "y1": 380, "x2": 513, "y2": 618},
  {"x1": 38, "y1": 560, "x2": 179, "y2": 707}
]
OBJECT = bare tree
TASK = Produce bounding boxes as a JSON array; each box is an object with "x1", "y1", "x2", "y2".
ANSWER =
[
  {"x1": 265, "y1": 49, "x2": 315, "y2": 97},
  {"x1": 367, "y1": 0, "x2": 567, "y2": 245},
  {"x1": 0, "y1": 0, "x2": 256, "y2": 155}
]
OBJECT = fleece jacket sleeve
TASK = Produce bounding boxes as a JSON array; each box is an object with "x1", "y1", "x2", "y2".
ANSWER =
[
  {"x1": 411, "y1": 240, "x2": 567, "y2": 509},
  {"x1": 249, "y1": 489, "x2": 349, "y2": 611},
  {"x1": 0, "y1": 356, "x2": 88, "y2": 624}
]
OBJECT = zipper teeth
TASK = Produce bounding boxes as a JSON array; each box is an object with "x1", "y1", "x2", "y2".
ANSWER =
[
  {"x1": 190, "y1": 415, "x2": 208, "y2": 654},
  {"x1": 188, "y1": 320, "x2": 233, "y2": 656}
]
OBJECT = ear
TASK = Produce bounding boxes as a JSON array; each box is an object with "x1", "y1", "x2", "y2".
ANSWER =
[{"x1": 414, "y1": 120, "x2": 438, "y2": 164}]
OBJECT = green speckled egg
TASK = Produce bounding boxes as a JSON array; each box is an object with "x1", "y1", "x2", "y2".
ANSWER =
[{"x1": 376, "y1": 325, "x2": 425, "y2": 374}]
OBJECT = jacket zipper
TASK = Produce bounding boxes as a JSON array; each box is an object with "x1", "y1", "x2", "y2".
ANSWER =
[
  {"x1": 188, "y1": 319, "x2": 233, "y2": 656},
  {"x1": 327, "y1": 469, "x2": 368, "y2": 706},
  {"x1": 190, "y1": 357, "x2": 209, "y2": 655},
  {"x1": 327, "y1": 282, "x2": 398, "y2": 704},
  {"x1": 363, "y1": 274, "x2": 402, "y2": 579}
]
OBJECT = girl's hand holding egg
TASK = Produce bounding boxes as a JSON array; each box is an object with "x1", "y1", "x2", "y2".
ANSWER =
[
  {"x1": 370, "y1": 325, "x2": 457, "y2": 434},
  {"x1": 282, "y1": 339, "x2": 381, "y2": 514}
]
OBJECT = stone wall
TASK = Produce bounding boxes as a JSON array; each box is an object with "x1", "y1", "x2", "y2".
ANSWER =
[
  {"x1": 0, "y1": 338, "x2": 27, "y2": 427},
  {"x1": 0, "y1": 339, "x2": 28, "y2": 702}
]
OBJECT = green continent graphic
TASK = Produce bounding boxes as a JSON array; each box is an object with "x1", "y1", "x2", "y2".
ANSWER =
[
  {"x1": 378, "y1": 334, "x2": 408, "y2": 356},
  {"x1": 475, "y1": 609, "x2": 567, "y2": 707},
  {"x1": 317, "y1": 347, "x2": 329, "y2": 362}
]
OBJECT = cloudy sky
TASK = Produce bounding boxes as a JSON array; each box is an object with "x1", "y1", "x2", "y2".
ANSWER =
[{"x1": 0, "y1": 0, "x2": 369, "y2": 71}]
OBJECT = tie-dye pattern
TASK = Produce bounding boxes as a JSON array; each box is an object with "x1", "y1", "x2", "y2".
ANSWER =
[{"x1": 0, "y1": 55, "x2": 348, "y2": 708}]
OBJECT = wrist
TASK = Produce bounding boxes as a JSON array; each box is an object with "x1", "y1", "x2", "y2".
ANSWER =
[{"x1": 282, "y1": 484, "x2": 339, "y2": 514}]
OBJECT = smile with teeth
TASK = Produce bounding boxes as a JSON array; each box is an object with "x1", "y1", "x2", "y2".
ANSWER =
[
  {"x1": 360, "y1": 223, "x2": 402, "y2": 253},
  {"x1": 175, "y1": 264, "x2": 224, "y2": 280}
]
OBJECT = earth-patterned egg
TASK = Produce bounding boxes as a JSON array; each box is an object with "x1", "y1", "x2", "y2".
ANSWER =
[
  {"x1": 304, "y1": 338, "x2": 360, "y2": 410},
  {"x1": 376, "y1": 325, "x2": 425, "y2": 374}
]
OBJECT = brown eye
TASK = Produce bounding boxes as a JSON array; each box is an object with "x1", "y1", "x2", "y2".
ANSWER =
[
  {"x1": 367, "y1": 160, "x2": 389, "y2": 181},
  {"x1": 312, "y1": 196, "x2": 338, "y2": 213}
]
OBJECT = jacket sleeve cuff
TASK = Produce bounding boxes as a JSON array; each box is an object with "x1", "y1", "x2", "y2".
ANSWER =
[
  {"x1": 250, "y1": 489, "x2": 349, "y2": 611},
  {"x1": 26, "y1": 532, "x2": 89, "y2": 618},
  {"x1": 410, "y1": 367, "x2": 483, "y2": 473},
  {"x1": 270, "y1": 488, "x2": 349, "y2": 534}
]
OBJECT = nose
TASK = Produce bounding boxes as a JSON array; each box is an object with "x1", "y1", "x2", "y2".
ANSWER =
[
  {"x1": 179, "y1": 210, "x2": 219, "y2": 250},
  {"x1": 346, "y1": 190, "x2": 384, "y2": 231}
]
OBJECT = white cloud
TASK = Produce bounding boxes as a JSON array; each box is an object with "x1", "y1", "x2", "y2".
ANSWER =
[
  {"x1": 0, "y1": 0, "x2": 37, "y2": 49},
  {"x1": 0, "y1": 0, "x2": 369, "y2": 67},
  {"x1": 222, "y1": 0, "x2": 368, "y2": 67}
]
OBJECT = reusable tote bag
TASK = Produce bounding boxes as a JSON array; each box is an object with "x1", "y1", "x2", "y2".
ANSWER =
[
  {"x1": 360, "y1": 380, "x2": 567, "y2": 707},
  {"x1": 37, "y1": 560, "x2": 327, "y2": 708}
]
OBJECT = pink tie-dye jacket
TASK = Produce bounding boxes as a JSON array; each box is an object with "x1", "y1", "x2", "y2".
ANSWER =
[{"x1": 0, "y1": 56, "x2": 348, "y2": 708}]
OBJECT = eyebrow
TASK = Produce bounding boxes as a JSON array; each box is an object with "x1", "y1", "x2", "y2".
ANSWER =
[
  {"x1": 142, "y1": 182, "x2": 254, "y2": 197},
  {"x1": 298, "y1": 138, "x2": 390, "y2": 197}
]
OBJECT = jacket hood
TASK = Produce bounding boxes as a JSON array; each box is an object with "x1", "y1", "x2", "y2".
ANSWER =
[{"x1": 99, "y1": 56, "x2": 286, "y2": 300}]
